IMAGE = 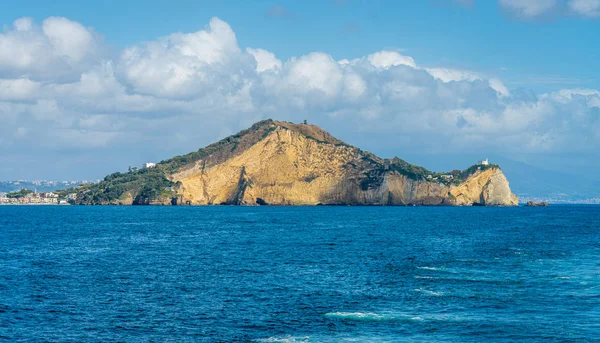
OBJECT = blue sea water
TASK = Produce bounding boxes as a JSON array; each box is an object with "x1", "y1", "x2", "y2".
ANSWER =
[{"x1": 1, "y1": 206, "x2": 599, "y2": 342}]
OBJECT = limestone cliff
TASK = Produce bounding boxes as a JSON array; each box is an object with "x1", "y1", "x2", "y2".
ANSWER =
[{"x1": 75, "y1": 119, "x2": 518, "y2": 206}]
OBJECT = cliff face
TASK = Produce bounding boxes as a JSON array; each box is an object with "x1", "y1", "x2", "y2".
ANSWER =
[
  {"x1": 74, "y1": 119, "x2": 518, "y2": 206},
  {"x1": 166, "y1": 122, "x2": 518, "y2": 206},
  {"x1": 450, "y1": 168, "x2": 519, "y2": 206}
]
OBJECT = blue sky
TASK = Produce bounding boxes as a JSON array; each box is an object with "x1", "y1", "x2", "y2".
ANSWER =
[{"x1": 0, "y1": 0, "x2": 599, "y2": 184}]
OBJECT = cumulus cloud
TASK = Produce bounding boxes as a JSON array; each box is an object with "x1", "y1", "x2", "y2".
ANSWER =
[
  {"x1": 118, "y1": 17, "x2": 248, "y2": 99},
  {"x1": 367, "y1": 51, "x2": 417, "y2": 69},
  {"x1": 425, "y1": 68, "x2": 482, "y2": 82},
  {"x1": 0, "y1": 16, "x2": 598, "y2": 179},
  {"x1": 247, "y1": 48, "x2": 282, "y2": 73},
  {"x1": 0, "y1": 17, "x2": 103, "y2": 81}
]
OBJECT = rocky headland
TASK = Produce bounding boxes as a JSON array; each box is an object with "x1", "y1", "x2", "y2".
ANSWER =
[{"x1": 73, "y1": 120, "x2": 519, "y2": 206}]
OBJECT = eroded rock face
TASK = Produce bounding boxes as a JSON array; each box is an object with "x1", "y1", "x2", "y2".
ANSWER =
[
  {"x1": 450, "y1": 168, "x2": 519, "y2": 206},
  {"x1": 171, "y1": 126, "x2": 518, "y2": 206}
]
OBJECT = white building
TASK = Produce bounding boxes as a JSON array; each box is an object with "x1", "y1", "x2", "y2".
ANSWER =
[
  {"x1": 144, "y1": 162, "x2": 156, "y2": 168},
  {"x1": 41, "y1": 192, "x2": 58, "y2": 199},
  {"x1": 478, "y1": 158, "x2": 489, "y2": 166}
]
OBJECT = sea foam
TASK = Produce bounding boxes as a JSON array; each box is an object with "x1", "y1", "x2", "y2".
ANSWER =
[
  {"x1": 255, "y1": 336, "x2": 311, "y2": 343},
  {"x1": 324, "y1": 312, "x2": 423, "y2": 322}
]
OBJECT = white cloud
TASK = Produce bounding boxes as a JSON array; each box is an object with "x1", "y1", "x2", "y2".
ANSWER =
[
  {"x1": 283, "y1": 53, "x2": 344, "y2": 97},
  {"x1": 425, "y1": 68, "x2": 509, "y2": 97},
  {"x1": 0, "y1": 16, "x2": 599, "y2": 179},
  {"x1": 367, "y1": 51, "x2": 417, "y2": 69},
  {"x1": 0, "y1": 78, "x2": 40, "y2": 101},
  {"x1": 488, "y1": 78, "x2": 510, "y2": 97},
  {"x1": 425, "y1": 68, "x2": 482, "y2": 82},
  {"x1": 0, "y1": 17, "x2": 102, "y2": 81},
  {"x1": 568, "y1": 0, "x2": 600, "y2": 17},
  {"x1": 118, "y1": 17, "x2": 247, "y2": 99},
  {"x1": 246, "y1": 48, "x2": 282, "y2": 73},
  {"x1": 42, "y1": 17, "x2": 97, "y2": 63}
]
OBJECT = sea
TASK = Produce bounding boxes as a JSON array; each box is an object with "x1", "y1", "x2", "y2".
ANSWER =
[{"x1": 1, "y1": 205, "x2": 599, "y2": 342}]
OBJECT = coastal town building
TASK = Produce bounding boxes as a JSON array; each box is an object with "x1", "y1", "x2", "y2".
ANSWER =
[
  {"x1": 41, "y1": 192, "x2": 58, "y2": 199},
  {"x1": 478, "y1": 158, "x2": 489, "y2": 166},
  {"x1": 144, "y1": 162, "x2": 156, "y2": 168},
  {"x1": 0, "y1": 191, "x2": 62, "y2": 205}
]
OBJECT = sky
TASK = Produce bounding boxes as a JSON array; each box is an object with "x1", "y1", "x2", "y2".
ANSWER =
[{"x1": 0, "y1": 0, "x2": 599, "y2": 181}]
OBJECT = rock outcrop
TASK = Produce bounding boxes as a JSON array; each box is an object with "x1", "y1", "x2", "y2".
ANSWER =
[
  {"x1": 526, "y1": 201, "x2": 549, "y2": 207},
  {"x1": 450, "y1": 168, "x2": 519, "y2": 206},
  {"x1": 75, "y1": 120, "x2": 519, "y2": 206}
]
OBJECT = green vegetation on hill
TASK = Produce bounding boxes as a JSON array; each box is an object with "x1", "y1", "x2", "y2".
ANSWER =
[
  {"x1": 6, "y1": 189, "x2": 34, "y2": 198},
  {"x1": 76, "y1": 167, "x2": 175, "y2": 205},
  {"x1": 161, "y1": 119, "x2": 277, "y2": 173},
  {"x1": 457, "y1": 163, "x2": 499, "y2": 180},
  {"x1": 385, "y1": 157, "x2": 433, "y2": 180}
]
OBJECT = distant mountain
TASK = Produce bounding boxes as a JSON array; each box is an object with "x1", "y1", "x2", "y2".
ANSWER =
[{"x1": 72, "y1": 120, "x2": 518, "y2": 206}]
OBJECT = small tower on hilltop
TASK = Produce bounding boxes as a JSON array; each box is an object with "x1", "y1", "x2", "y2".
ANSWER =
[
  {"x1": 478, "y1": 158, "x2": 489, "y2": 166},
  {"x1": 303, "y1": 119, "x2": 307, "y2": 125}
]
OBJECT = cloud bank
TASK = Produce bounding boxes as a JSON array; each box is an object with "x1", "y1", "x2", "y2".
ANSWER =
[{"x1": 0, "y1": 16, "x2": 599, "y2": 178}]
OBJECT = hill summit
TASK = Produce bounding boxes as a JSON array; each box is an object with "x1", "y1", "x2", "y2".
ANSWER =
[{"x1": 74, "y1": 119, "x2": 518, "y2": 206}]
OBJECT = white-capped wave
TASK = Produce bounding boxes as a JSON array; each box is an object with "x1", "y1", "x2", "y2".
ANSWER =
[
  {"x1": 417, "y1": 266, "x2": 443, "y2": 271},
  {"x1": 255, "y1": 336, "x2": 311, "y2": 343},
  {"x1": 324, "y1": 312, "x2": 389, "y2": 321},
  {"x1": 413, "y1": 288, "x2": 445, "y2": 296},
  {"x1": 417, "y1": 266, "x2": 490, "y2": 275},
  {"x1": 324, "y1": 312, "x2": 422, "y2": 322},
  {"x1": 324, "y1": 311, "x2": 477, "y2": 324}
]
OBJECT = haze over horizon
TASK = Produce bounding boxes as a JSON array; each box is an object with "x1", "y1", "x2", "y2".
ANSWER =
[{"x1": 1, "y1": 0, "x2": 599, "y2": 185}]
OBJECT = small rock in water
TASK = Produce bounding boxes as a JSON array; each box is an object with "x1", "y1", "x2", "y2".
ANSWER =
[{"x1": 526, "y1": 201, "x2": 549, "y2": 207}]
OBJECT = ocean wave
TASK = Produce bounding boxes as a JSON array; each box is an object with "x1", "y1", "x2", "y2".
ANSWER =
[
  {"x1": 256, "y1": 335, "x2": 418, "y2": 343},
  {"x1": 413, "y1": 288, "x2": 445, "y2": 296},
  {"x1": 324, "y1": 312, "x2": 422, "y2": 322},
  {"x1": 416, "y1": 266, "x2": 459, "y2": 273},
  {"x1": 255, "y1": 336, "x2": 311, "y2": 343},
  {"x1": 324, "y1": 311, "x2": 481, "y2": 324},
  {"x1": 324, "y1": 312, "x2": 390, "y2": 321},
  {"x1": 417, "y1": 266, "x2": 490, "y2": 275},
  {"x1": 417, "y1": 266, "x2": 446, "y2": 271}
]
